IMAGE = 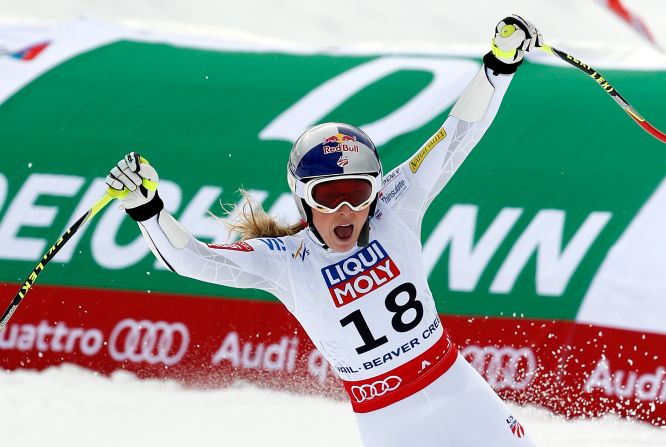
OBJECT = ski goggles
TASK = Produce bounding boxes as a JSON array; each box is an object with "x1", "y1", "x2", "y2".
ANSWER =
[{"x1": 303, "y1": 175, "x2": 379, "y2": 213}]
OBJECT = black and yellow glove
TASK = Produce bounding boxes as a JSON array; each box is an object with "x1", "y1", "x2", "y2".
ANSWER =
[
  {"x1": 485, "y1": 14, "x2": 543, "y2": 75},
  {"x1": 105, "y1": 152, "x2": 163, "y2": 221}
]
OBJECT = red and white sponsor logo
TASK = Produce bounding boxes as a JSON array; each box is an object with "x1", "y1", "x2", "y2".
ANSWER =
[
  {"x1": 584, "y1": 357, "x2": 666, "y2": 401},
  {"x1": 323, "y1": 143, "x2": 359, "y2": 154},
  {"x1": 109, "y1": 319, "x2": 189, "y2": 366},
  {"x1": 351, "y1": 375, "x2": 402, "y2": 403},
  {"x1": 0, "y1": 320, "x2": 104, "y2": 355},
  {"x1": 0, "y1": 318, "x2": 190, "y2": 367},
  {"x1": 506, "y1": 415, "x2": 525, "y2": 438},
  {"x1": 321, "y1": 241, "x2": 400, "y2": 307},
  {"x1": 342, "y1": 334, "x2": 457, "y2": 413},
  {"x1": 462, "y1": 345, "x2": 537, "y2": 390},
  {"x1": 207, "y1": 241, "x2": 254, "y2": 252}
]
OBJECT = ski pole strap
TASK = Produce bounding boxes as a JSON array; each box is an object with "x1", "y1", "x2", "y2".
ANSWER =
[
  {"x1": 125, "y1": 192, "x2": 164, "y2": 222},
  {"x1": 483, "y1": 51, "x2": 522, "y2": 75}
]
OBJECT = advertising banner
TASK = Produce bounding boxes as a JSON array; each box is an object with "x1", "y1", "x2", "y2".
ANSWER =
[
  {"x1": 3, "y1": 285, "x2": 665, "y2": 424},
  {"x1": 1, "y1": 21, "x2": 666, "y2": 425}
]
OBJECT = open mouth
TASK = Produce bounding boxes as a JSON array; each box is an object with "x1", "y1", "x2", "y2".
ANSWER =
[{"x1": 333, "y1": 224, "x2": 354, "y2": 240}]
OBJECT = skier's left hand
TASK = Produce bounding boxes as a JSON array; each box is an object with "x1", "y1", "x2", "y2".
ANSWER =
[{"x1": 491, "y1": 14, "x2": 543, "y2": 66}]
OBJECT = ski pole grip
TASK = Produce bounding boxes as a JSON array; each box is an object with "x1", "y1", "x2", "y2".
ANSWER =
[
  {"x1": 500, "y1": 24, "x2": 516, "y2": 38},
  {"x1": 107, "y1": 156, "x2": 158, "y2": 198}
]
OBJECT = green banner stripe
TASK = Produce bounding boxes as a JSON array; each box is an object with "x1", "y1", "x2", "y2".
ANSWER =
[{"x1": 1, "y1": 39, "x2": 665, "y2": 320}]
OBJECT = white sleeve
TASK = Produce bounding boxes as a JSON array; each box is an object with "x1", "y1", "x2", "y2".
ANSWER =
[
  {"x1": 382, "y1": 67, "x2": 513, "y2": 239},
  {"x1": 137, "y1": 210, "x2": 294, "y2": 310}
]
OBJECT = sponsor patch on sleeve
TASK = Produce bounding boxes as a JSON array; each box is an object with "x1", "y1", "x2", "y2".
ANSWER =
[
  {"x1": 408, "y1": 128, "x2": 447, "y2": 173},
  {"x1": 378, "y1": 168, "x2": 410, "y2": 208},
  {"x1": 206, "y1": 241, "x2": 254, "y2": 252}
]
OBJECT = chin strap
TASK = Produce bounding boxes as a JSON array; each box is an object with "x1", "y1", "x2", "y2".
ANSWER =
[
  {"x1": 303, "y1": 201, "x2": 328, "y2": 249},
  {"x1": 357, "y1": 219, "x2": 370, "y2": 247},
  {"x1": 357, "y1": 198, "x2": 378, "y2": 248}
]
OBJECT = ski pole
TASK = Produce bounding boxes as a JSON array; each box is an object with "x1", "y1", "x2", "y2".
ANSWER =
[
  {"x1": 0, "y1": 169, "x2": 156, "y2": 332},
  {"x1": 498, "y1": 22, "x2": 664, "y2": 143},
  {"x1": 538, "y1": 44, "x2": 666, "y2": 143}
]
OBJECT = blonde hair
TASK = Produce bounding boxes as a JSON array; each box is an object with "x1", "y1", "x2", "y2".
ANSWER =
[{"x1": 222, "y1": 189, "x2": 306, "y2": 241}]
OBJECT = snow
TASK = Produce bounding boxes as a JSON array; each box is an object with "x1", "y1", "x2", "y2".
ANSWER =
[
  {"x1": 0, "y1": 366, "x2": 660, "y2": 446},
  {"x1": 0, "y1": 365, "x2": 664, "y2": 446}
]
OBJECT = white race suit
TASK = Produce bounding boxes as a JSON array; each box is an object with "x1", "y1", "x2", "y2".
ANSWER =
[{"x1": 135, "y1": 63, "x2": 536, "y2": 446}]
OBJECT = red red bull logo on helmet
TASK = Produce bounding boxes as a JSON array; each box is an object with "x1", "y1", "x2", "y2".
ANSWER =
[
  {"x1": 323, "y1": 133, "x2": 360, "y2": 155},
  {"x1": 324, "y1": 133, "x2": 357, "y2": 143},
  {"x1": 323, "y1": 144, "x2": 359, "y2": 154},
  {"x1": 321, "y1": 241, "x2": 400, "y2": 307}
]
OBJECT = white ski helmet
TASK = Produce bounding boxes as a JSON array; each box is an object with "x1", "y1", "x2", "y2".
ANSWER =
[{"x1": 287, "y1": 122, "x2": 382, "y2": 246}]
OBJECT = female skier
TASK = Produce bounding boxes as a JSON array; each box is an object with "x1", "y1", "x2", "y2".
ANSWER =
[{"x1": 106, "y1": 15, "x2": 542, "y2": 447}]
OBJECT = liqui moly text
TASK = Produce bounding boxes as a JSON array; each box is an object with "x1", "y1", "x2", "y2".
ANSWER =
[{"x1": 321, "y1": 241, "x2": 400, "y2": 307}]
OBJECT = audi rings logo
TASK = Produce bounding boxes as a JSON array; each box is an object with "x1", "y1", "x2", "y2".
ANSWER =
[
  {"x1": 351, "y1": 376, "x2": 402, "y2": 403},
  {"x1": 109, "y1": 319, "x2": 189, "y2": 366},
  {"x1": 462, "y1": 345, "x2": 537, "y2": 390}
]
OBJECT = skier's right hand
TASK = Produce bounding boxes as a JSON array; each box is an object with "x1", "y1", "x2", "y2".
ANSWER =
[{"x1": 105, "y1": 152, "x2": 164, "y2": 221}]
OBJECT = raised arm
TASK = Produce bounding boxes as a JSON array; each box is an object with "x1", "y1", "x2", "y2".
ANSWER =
[
  {"x1": 105, "y1": 153, "x2": 294, "y2": 309},
  {"x1": 383, "y1": 15, "x2": 542, "y2": 238}
]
